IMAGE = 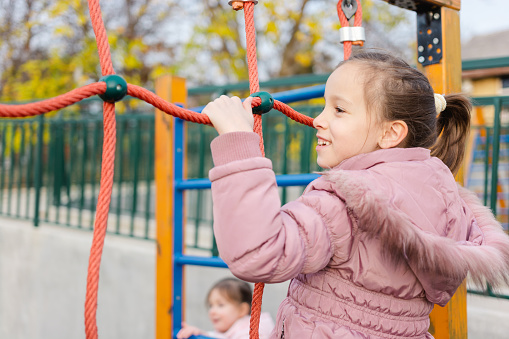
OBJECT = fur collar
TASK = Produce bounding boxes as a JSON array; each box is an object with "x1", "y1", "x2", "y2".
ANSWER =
[{"x1": 324, "y1": 170, "x2": 509, "y2": 290}]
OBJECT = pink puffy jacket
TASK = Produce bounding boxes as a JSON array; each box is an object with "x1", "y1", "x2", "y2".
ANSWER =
[{"x1": 209, "y1": 132, "x2": 509, "y2": 339}]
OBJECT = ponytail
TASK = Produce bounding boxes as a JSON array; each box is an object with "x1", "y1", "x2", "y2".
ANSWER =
[{"x1": 430, "y1": 94, "x2": 472, "y2": 175}]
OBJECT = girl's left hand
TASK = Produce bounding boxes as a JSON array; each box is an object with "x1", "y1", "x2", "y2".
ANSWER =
[
  {"x1": 176, "y1": 322, "x2": 203, "y2": 338},
  {"x1": 203, "y1": 95, "x2": 254, "y2": 135}
]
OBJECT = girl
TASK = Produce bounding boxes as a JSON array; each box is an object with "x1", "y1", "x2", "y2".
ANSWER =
[
  {"x1": 202, "y1": 51, "x2": 509, "y2": 338},
  {"x1": 177, "y1": 278, "x2": 274, "y2": 339}
]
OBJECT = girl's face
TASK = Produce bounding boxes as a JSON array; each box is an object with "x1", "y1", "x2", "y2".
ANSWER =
[
  {"x1": 208, "y1": 289, "x2": 249, "y2": 333},
  {"x1": 313, "y1": 62, "x2": 384, "y2": 169}
]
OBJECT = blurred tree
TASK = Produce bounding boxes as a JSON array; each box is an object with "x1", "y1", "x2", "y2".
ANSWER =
[
  {"x1": 177, "y1": 0, "x2": 412, "y2": 84},
  {"x1": 0, "y1": 0, "x2": 413, "y2": 102},
  {"x1": 0, "y1": 0, "x2": 182, "y2": 105}
]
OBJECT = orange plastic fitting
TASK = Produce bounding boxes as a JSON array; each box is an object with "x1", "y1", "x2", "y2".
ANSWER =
[{"x1": 228, "y1": 1, "x2": 258, "y2": 11}]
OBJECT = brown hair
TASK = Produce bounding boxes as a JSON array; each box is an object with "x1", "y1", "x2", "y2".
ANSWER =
[
  {"x1": 338, "y1": 51, "x2": 471, "y2": 175},
  {"x1": 206, "y1": 278, "x2": 252, "y2": 314}
]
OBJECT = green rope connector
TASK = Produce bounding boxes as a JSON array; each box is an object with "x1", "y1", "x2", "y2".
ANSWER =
[
  {"x1": 99, "y1": 75, "x2": 128, "y2": 103},
  {"x1": 250, "y1": 91, "x2": 274, "y2": 115}
]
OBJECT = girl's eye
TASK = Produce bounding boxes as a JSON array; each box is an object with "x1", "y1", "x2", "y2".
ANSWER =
[{"x1": 335, "y1": 106, "x2": 345, "y2": 114}]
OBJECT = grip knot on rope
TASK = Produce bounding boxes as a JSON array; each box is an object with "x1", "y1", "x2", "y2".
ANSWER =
[
  {"x1": 99, "y1": 75, "x2": 128, "y2": 103},
  {"x1": 250, "y1": 91, "x2": 274, "y2": 115}
]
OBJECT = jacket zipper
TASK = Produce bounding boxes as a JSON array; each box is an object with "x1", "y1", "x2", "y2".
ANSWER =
[{"x1": 281, "y1": 318, "x2": 285, "y2": 339}]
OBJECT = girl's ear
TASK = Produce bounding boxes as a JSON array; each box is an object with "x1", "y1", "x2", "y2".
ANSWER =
[
  {"x1": 378, "y1": 120, "x2": 408, "y2": 149},
  {"x1": 239, "y1": 302, "x2": 250, "y2": 317}
]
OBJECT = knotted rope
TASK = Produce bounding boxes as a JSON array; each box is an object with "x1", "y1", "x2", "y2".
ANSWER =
[{"x1": 234, "y1": 3, "x2": 265, "y2": 337}]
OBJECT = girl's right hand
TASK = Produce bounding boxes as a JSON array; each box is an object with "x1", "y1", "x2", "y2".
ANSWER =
[
  {"x1": 176, "y1": 322, "x2": 204, "y2": 338},
  {"x1": 202, "y1": 95, "x2": 254, "y2": 135}
]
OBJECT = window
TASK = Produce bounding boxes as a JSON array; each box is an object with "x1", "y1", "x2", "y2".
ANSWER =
[{"x1": 502, "y1": 76, "x2": 509, "y2": 88}]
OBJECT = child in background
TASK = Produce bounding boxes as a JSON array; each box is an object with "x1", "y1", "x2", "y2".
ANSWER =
[
  {"x1": 177, "y1": 278, "x2": 274, "y2": 339},
  {"x1": 203, "y1": 51, "x2": 509, "y2": 338}
]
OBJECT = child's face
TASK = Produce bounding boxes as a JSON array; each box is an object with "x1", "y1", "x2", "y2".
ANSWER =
[
  {"x1": 208, "y1": 289, "x2": 248, "y2": 333},
  {"x1": 313, "y1": 62, "x2": 384, "y2": 168}
]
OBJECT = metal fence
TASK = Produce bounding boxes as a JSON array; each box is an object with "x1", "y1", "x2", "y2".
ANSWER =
[
  {"x1": 0, "y1": 113, "x2": 156, "y2": 239},
  {"x1": 464, "y1": 96, "x2": 509, "y2": 299}
]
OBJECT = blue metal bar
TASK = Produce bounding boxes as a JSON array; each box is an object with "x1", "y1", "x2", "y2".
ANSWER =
[
  {"x1": 272, "y1": 84, "x2": 325, "y2": 104},
  {"x1": 174, "y1": 254, "x2": 228, "y2": 268},
  {"x1": 189, "y1": 84, "x2": 326, "y2": 113},
  {"x1": 175, "y1": 178, "x2": 212, "y2": 190},
  {"x1": 172, "y1": 331, "x2": 217, "y2": 339},
  {"x1": 173, "y1": 117, "x2": 185, "y2": 337},
  {"x1": 176, "y1": 173, "x2": 320, "y2": 190}
]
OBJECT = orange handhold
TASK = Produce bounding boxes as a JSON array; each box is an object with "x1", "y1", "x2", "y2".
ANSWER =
[{"x1": 231, "y1": 1, "x2": 244, "y2": 10}]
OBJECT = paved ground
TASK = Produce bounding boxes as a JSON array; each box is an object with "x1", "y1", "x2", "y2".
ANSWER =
[{"x1": 467, "y1": 293, "x2": 509, "y2": 338}]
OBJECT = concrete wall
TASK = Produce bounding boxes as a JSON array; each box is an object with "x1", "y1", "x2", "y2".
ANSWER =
[
  {"x1": 0, "y1": 218, "x2": 288, "y2": 339},
  {"x1": 0, "y1": 218, "x2": 155, "y2": 339}
]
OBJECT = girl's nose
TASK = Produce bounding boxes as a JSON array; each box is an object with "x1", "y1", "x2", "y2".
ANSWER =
[{"x1": 313, "y1": 111, "x2": 327, "y2": 129}]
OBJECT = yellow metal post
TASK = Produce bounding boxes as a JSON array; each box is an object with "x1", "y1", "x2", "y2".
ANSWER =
[
  {"x1": 155, "y1": 75, "x2": 187, "y2": 339},
  {"x1": 420, "y1": 6, "x2": 468, "y2": 339}
]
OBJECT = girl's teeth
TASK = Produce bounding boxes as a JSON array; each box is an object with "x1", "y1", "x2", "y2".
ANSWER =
[{"x1": 318, "y1": 140, "x2": 331, "y2": 146}]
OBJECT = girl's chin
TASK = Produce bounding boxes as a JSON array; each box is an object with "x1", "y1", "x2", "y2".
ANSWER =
[
  {"x1": 317, "y1": 160, "x2": 340, "y2": 169},
  {"x1": 213, "y1": 325, "x2": 227, "y2": 333}
]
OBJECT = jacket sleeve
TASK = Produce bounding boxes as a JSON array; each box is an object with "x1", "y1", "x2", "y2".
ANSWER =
[{"x1": 208, "y1": 132, "x2": 350, "y2": 283}]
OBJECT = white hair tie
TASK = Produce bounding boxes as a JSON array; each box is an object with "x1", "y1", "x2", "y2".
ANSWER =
[{"x1": 434, "y1": 93, "x2": 447, "y2": 115}]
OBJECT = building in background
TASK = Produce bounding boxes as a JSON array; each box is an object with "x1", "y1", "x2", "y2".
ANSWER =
[{"x1": 462, "y1": 29, "x2": 509, "y2": 97}]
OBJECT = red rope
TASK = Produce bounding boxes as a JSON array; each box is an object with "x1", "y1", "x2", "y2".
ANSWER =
[
  {"x1": 337, "y1": 0, "x2": 363, "y2": 60},
  {"x1": 241, "y1": 3, "x2": 265, "y2": 339},
  {"x1": 0, "y1": 83, "x2": 106, "y2": 117},
  {"x1": 244, "y1": 4, "x2": 263, "y2": 339},
  {"x1": 84, "y1": 102, "x2": 116, "y2": 339},
  {"x1": 243, "y1": 1, "x2": 264, "y2": 156},
  {"x1": 127, "y1": 84, "x2": 211, "y2": 124},
  {"x1": 273, "y1": 100, "x2": 314, "y2": 127},
  {"x1": 84, "y1": 0, "x2": 116, "y2": 338},
  {"x1": 88, "y1": 0, "x2": 114, "y2": 76}
]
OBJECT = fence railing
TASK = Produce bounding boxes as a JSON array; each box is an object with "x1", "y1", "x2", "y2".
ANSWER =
[
  {"x1": 465, "y1": 96, "x2": 509, "y2": 299},
  {"x1": 0, "y1": 113, "x2": 157, "y2": 239}
]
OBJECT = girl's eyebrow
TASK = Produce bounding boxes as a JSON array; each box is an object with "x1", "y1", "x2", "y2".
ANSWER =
[{"x1": 326, "y1": 93, "x2": 352, "y2": 105}]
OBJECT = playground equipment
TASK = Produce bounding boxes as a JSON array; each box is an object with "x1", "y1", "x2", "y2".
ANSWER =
[
  {"x1": 0, "y1": 0, "x2": 470, "y2": 338},
  {"x1": 158, "y1": 1, "x2": 468, "y2": 338}
]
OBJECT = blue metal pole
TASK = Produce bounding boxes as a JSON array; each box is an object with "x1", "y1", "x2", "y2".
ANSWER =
[
  {"x1": 174, "y1": 254, "x2": 228, "y2": 268},
  {"x1": 189, "y1": 84, "x2": 326, "y2": 113},
  {"x1": 176, "y1": 173, "x2": 319, "y2": 190},
  {"x1": 173, "y1": 117, "x2": 185, "y2": 338}
]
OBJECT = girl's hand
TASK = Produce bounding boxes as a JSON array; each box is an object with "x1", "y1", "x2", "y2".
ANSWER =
[
  {"x1": 203, "y1": 95, "x2": 254, "y2": 135},
  {"x1": 176, "y1": 322, "x2": 203, "y2": 338}
]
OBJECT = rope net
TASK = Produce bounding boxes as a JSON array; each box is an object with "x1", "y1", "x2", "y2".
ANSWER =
[{"x1": 0, "y1": 1, "x2": 362, "y2": 338}]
